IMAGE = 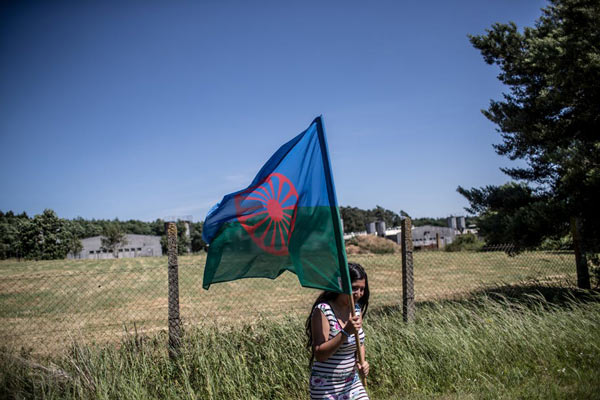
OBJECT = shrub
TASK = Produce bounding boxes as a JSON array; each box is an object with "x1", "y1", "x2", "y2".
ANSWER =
[
  {"x1": 345, "y1": 244, "x2": 364, "y2": 255},
  {"x1": 538, "y1": 234, "x2": 573, "y2": 251},
  {"x1": 445, "y1": 233, "x2": 484, "y2": 252}
]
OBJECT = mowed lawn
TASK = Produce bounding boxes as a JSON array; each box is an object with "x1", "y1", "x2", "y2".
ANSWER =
[{"x1": 0, "y1": 251, "x2": 575, "y2": 352}]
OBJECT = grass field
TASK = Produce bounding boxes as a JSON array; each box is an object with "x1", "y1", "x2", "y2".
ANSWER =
[
  {"x1": 0, "y1": 251, "x2": 576, "y2": 353},
  {"x1": 2, "y1": 289, "x2": 599, "y2": 399}
]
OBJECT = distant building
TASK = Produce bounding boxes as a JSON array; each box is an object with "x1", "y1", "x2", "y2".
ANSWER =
[
  {"x1": 375, "y1": 221, "x2": 386, "y2": 237},
  {"x1": 447, "y1": 215, "x2": 468, "y2": 232},
  {"x1": 456, "y1": 216, "x2": 466, "y2": 231},
  {"x1": 69, "y1": 234, "x2": 162, "y2": 259},
  {"x1": 366, "y1": 222, "x2": 376, "y2": 234},
  {"x1": 412, "y1": 225, "x2": 456, "y2": 249}
]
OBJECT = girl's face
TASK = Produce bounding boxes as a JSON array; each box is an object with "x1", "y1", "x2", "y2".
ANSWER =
[{"x1": 351, "y1": 278, "x2": 366, "y2": 303}]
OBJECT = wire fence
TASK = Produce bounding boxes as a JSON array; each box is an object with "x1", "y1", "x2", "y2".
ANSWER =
[{"x1": 0, "y1": 243, "x2": 580, "y2": 355}]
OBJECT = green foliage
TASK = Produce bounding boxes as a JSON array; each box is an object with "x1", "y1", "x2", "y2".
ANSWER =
[
  {"x1": 458, "y1": 182, "x2": 567, "y2": 247},
  {"x1": 100, "y1": 224, "x2": 128, "y2": 258},
  {"x1": 0, "y1": 211, "x2": 27, "y2": 259},
  {"x1": 444, "y1": 233, "x2": 484, "y2": 252},
  {"x1": 2, "y1": 293, "x2": 599, "y2": 399},
  {"x1": 339, "y1": 206, "x2": 368, "y2": 233},
  {"x1": 340, "y1": 205, "x2": 403, "y2": 233},
  {"x1": 340, "y1": 207, "x2": 471, "y2": 231},
  {"x1": 466, "y1": 0, "x2": 600, "y2": 251},
  {"x1": 190, "y1": 221, "x2": 206, "y2": 252},
  {"x1": 14, "y1": 209, "x2": 75, "y2": 260},
  {"x1": 411, "y1": 216, "x2": 478, "y2": 228},
  {"x1": 538, "y1": 234, "x2": 573, "y2": 251},
  {"x1": 0, "y1": 209, "x2": 208, "y2": 260},
  {"x1": 158, "y1": 220, "x2": 204, "y2": 255},
  {"x1": 412, "y1": 217, "x2": 447, "y2": 227}
]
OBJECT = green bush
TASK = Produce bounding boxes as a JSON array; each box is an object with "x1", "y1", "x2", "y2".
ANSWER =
[
  {"x1": 445, "y1": 233, "x2": 484, "y2": 252},
  {"x1": 538, "y1": 234, "x2": 573, "y2": 251}
]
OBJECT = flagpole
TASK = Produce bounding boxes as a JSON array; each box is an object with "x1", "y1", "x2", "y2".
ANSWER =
[
  {"x1": 315, "y1": 115, "x2": 367, "y2": 389},
  {"x1": 349, "y1": 294, "x2": 367, "y2": 389},
  {"x1": 314, "y1": 116, "x2": 349, "y2": 290}
]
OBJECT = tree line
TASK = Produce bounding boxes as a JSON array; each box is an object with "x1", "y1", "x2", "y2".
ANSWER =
[
  {"x1": 1, "y1": 207, "x2": 475, "y2": 260},
  {"x1": 0, "y1": 209, "x2": 206, "y2": 260},
  {"x1": 339, "y1": 206, "x2": 474, "y2": 234},
  {"x1": 339, "y1": 206, "x2": 404, "y2": 233}
]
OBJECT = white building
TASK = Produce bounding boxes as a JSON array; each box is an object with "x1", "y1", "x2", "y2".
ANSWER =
[
  {"x1": 412, "y1": 225, "x2": 456, "y2": 248},
  {"x1": 69, "y1": 234, "x2": 162, "y2": 259}
]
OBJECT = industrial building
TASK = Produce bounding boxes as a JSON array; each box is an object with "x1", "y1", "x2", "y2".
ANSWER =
[
  {"x1": 69, "y1": 234, "x2": 162, "y2": 259},
  {"x1": 343, "y1": 215, "x2": 474, "y2": 249},
  {"x1": 447, "y1": 216, "x2": 467, "y2": 231},
  {"x1": 412, "y1": 225, "x2": 456, "y2": 249}
]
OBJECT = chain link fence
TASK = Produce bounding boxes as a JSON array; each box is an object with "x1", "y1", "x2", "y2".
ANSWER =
[
  {"x1": 413, "y1": 245, "x2": 577, "y2": 301},
  {"x1": 0, "y1": 243, "x2": 580, "y2": 355}
]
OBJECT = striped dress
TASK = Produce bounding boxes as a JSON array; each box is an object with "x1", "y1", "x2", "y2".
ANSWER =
[{"x1": 310, "y1": 302, "x2": 368, "y2": 400}]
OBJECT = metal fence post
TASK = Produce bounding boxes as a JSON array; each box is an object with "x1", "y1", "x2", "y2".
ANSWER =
[
  {"x1": 167, "y1": 222, "x2": 182, "y2": 357},
  {"x1": 401, "y1": 217, "x2": 415, "y2": 322}
]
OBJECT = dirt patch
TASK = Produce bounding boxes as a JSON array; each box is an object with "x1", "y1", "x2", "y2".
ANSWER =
[{"x1": 346, "y1": 235, "x2": 401, "y2": 254}]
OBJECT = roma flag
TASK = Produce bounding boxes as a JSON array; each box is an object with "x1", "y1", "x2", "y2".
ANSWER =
[{"x1": 202, "y1": 116, "x2": 351, "y2": 294}]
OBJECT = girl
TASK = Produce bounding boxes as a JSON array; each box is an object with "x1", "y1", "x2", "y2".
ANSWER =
[{"x1": 305, "y1": 263, "x2": 370, "y2": 400}]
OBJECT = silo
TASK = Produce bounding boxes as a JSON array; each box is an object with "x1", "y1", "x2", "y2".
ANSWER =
[
  {"x1": 183, "y1": 221, "x2": 192, "y2": 253},
  {"x1": 183, "y1": 221, "x2": 191, "y2": 238},
  {"x1": 447, "y1": 216, "x2": 457, "y2": 230},
  {"x1": 366, "y1": 222, "x2": 376, "y2": 234},
  {"x1": 457, "y1": 216, "x2": 466, "y2": 231},
  {"x1": 376, "y1": 221, "x2": 386, "y2": 237}
]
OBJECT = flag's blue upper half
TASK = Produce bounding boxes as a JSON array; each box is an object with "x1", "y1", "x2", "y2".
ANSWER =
[{"x1": 203, "y1": 117, "x2": 338, "y2": 244}]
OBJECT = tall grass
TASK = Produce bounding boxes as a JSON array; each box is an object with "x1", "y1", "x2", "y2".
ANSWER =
[{"x1": 2, "y1": 288, "x2": 599, "y2": 399}]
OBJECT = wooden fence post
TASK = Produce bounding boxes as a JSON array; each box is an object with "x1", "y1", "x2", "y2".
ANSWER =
[
  {"x1": 167, "y1": 222, "x2": 182, "y2": 357},
  {"x1": 401, "y1": 217, "x2": 415, "y2": 322}
]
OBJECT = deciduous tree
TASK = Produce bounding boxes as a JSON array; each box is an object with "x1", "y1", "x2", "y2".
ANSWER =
[{"x1": 101, "y1": 224, "x2": 128, "y2": 258}]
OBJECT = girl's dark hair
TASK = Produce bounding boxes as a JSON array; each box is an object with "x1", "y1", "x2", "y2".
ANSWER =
[{"x1": 304, "y1": 262, "x2": 370, "y2": 365}]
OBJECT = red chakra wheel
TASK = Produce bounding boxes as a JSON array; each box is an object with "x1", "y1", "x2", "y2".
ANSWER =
[{"x1": 234, "y1": 172, "x2": 299, "y2": 255}]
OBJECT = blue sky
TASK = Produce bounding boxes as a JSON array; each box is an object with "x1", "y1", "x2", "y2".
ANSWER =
[{"x1": 0, "y1": 0, "x2": 546, "y2": 222}]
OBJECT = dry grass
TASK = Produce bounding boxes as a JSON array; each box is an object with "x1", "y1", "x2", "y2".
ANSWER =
[
  {"x1": 346, "y1": 235, "x2": 402, "y2": 254},
  {"x1": 0, "y1": 250, "x2": 576, "y2": 353}
]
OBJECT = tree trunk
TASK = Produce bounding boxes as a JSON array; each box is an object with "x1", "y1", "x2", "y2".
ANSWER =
[{"x1": 571, "y1": 217, "x2": 590, "y2": 289}]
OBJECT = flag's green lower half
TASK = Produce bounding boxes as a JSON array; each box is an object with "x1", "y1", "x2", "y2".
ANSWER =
[{"x1": 203, "y1": 206, "x2": 349, "y2": 293}]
